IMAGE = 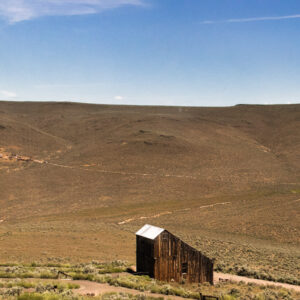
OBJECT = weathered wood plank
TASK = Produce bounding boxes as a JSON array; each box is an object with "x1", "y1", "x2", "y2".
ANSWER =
[{"x1": 136, "y1": 229, "x2": 213, "y2": 284}]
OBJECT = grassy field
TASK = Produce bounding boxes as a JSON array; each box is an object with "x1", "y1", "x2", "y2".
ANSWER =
[
  {"x1": 0, "y1": 262, "x2": 299, "y2": 299},
  {"x1": 0, "y1": 101, "x2": 299, "y2": 294}
]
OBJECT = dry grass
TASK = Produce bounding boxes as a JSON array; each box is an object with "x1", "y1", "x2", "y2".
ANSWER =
[{"x1": 1, "y1": 268, "x2": 300, "y2": 300}]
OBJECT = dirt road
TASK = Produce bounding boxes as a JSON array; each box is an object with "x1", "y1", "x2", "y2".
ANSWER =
[
  {"x1": 5, "y1": 274, "x2": 300, "y2": 298},
  {"x1": 72, "y1": 280, "x2": 184, "y2": 299},
  {"x1": 214, "y1": 272, "x2": 300, "y2": 292},
  {"x1": 71, "y1": 272, "x2": 300, "y2": 298}
]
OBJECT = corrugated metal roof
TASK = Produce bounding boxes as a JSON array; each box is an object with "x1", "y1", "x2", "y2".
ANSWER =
[{"x1": 136, "y1": 224, "x2": 164, "y2": 240}]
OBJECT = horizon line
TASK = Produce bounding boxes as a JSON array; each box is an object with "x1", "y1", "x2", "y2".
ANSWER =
[{"x1": 0, "y1": 99, "x2": 298, "y2": 108}]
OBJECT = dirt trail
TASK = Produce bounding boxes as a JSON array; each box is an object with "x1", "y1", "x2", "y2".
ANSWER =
[
  {"x1": 215, "y1": 273, "x2": 300, "y2": 292},
  {"x1": 0, "y1": 149, "x2": 197, "y2": 180},
  {"x1": 66, "y1": 274, "x2": 300, "y2": 296},
  {"x1": 118, "y1": 202, "x2": 231, "y2": 225},
  {"x1": 5, "y1": 274, "x2": 300, "y2": 298},
  {"x1": 199, "y1": 202, "x2": 231, "y2": 209},
  {"x1": 14, "y1": 278, "x2": 183, "y2": 299},
  {"x1": 74, "y1": 275, "x2": 300, "y2": 296},
  {"x1": 72, "y1": 280, "x2": 184, "y2": 299},
  {"x1": 47, "y1": 161, "x2": 198, "y2": 179}
]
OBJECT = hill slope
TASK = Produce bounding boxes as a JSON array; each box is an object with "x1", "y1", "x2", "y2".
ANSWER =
[{"x1": 0, "y1": 101, "x2": 299, "y2": 282}]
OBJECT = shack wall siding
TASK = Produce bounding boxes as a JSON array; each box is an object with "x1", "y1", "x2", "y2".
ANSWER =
[{"x1": 137, "y1": 230, "x2": 213, "y2": 284}]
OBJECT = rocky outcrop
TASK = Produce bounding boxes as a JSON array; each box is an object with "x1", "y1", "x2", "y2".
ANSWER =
[{"x1": 0, "y1": 150, "x2": 46, "y2": 164}]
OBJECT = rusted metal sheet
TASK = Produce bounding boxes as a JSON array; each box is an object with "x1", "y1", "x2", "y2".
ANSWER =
[{"x1": 136, "y1": 226, "x2": 214, "y2": 284}]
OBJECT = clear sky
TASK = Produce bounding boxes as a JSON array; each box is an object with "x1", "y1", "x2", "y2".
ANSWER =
[{"x1": 0, "y1": 0, "x2": 300, "y2": 106}]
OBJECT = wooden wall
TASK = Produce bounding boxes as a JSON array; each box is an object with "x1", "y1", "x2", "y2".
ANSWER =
[{"x1": 136, "y1": 231, "x2": 213, "y2": 284}]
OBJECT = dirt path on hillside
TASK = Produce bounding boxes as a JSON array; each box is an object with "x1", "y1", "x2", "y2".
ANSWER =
[
  {"x1": 47, "y1": 161, "x2": 198, "y2": 180},
  {"x1": 0, "y1": 148, "x2": 197, "y2": 180},
  {"x1": 118, "y1": 202, "x2": 231, "y2": 225},
  {"x1": 214, "y1": 273, "x2": 300, "y2": 292}
]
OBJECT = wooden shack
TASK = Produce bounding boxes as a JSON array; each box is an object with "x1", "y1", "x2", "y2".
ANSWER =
[{"x1": 136, "y1": 224, "x2": 214, "y2": 284}]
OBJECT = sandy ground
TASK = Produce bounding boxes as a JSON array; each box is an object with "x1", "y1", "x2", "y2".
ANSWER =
[{"x1": 214, "y1": 272, "x2": 300, "y2": 292}]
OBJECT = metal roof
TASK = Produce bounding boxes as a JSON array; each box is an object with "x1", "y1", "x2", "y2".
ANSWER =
[{"x1": 136, "y1": 224, "x2": 165, "y2": 240}]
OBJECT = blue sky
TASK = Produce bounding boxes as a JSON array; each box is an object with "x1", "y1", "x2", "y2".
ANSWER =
[{"x1": 0, "y1": 0, "x2": 300, "y2": 106}]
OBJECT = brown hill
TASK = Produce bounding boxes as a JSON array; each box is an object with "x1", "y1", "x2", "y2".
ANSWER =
[{"x1": 0, "y1": 101, "x2": 299, "y2": 281}]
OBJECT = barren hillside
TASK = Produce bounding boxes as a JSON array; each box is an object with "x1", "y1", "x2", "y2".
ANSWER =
[{"x1": 0, "y1": 102, "x2": 299, "y2": 281}]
